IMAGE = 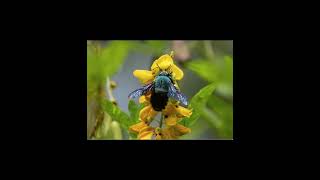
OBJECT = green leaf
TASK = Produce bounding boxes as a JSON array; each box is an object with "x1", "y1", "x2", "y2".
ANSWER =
[
  {"x1": 186, "y1": 60, "x2": 219, "y2": 82},
  {"x1": 186, "y1": 57, "x2": 233, "y2": 102},
  {"x1": 95, "y1": 113, "x2": 115, "y2": 140},
  {"x1": 128, "y1": 100, "x2": 143, "y2": 125},
  {"x1": 102, "y1": 100, "x2": 131, "y2": 129},
  {"x1": 224, "y1": 56, "x2": 233, "y2": 84},
  {"x1": 207, "y1": 94, "x2": 233, "y2": 138},
  {"x1": 180, "y1": 83, "x2": 216, "y2": 127},
  {"x1": 110, "y1": 121, "x2": 123, "y2": 140},
  {"x1": 129, "y1": 132, "x2": 138, "y2": 140},
  {"x1": 100, "y1": 41, "x2": 131, "y2": 77},
  {"x1": 87, "y1": 41, "x2": 131, "y2": 97},
  {"x1": 127, "y1": 100, "x2": 145, "y2": 140}
]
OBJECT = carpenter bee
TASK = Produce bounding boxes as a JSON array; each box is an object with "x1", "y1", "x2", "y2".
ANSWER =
[{"x1": 128, "y1": 65, "x2": 188, "y2": 111}]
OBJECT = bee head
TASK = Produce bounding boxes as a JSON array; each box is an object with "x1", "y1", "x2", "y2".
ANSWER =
[{"x1": 154, "y1": 63, "x2": 173, "y2": 76}]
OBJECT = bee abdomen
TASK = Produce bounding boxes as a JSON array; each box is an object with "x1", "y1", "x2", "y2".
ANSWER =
[{"x1": 151, "y1": 91, "x2": 168, "y2": 111}]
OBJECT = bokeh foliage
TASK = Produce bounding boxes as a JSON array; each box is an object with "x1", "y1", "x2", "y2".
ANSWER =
[{"x1": 87, "y1": 40, "x2": 233, "y2": 140}]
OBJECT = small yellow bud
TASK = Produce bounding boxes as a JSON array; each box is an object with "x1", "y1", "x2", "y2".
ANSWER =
[
  {"x1": 111, "y1": 100, "x2": 118, "y2": 106},
  {"x1": 110, "y1": 80, "x2": 117, "y2": 89},
  {"x1": 170, "y1": 51, "x2": 174, "y2": 58}
]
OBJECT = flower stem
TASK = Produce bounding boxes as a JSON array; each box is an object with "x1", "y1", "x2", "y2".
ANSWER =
[{"x1": 159, "y1": 114, "x2": 164, "y2": 128}]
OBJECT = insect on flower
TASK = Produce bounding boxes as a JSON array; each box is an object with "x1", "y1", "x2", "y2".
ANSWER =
[
  {"x1": 128, "y1": 64, "x2": 188, "y2": 111},
  {"x1": 128, "y1": 52, "x2": 192, "y2": 140}
]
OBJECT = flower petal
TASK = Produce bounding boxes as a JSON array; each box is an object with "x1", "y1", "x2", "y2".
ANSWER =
[
  {"x1": 171, "y1": 64, "x2": 184, "y2": 80},
  {"x1": 139, "y1": 105, "x2": 151, "y2": 122},
  {"x1": 139, "y1": 94, "x2": 151, "y2": 104},
  {"x1": 138, "y1": 131, "x2": 154, "y2": 140},
  {"x1": 129, "y1": 121, "x2": 148, "y2": 133},
  {"x1": 139, "y1": 96, "x2": 147, "y2": 104},
  {"x1": 151, "y1": 54, "x2": 174, "y2": 71},
  {"x1": 173, "y1": 124, "x2": 191, "y2": 135},
  {"x1": 175, "y1": 105, "x2": 192, "y2": 117},
  {"x1": 165, "y1": 115, "x2": 178, "y2": 126},
  {"x1": 162, "y1": 103, "x2": 176, "y2": 115},
  {"x1": 133, "y1": 70, "x2": 154, "y2": 84},
  {"x1": 139, "y1": 126, "x2": 154, "y2": 133},
  {"x1": 160, "y1": 128, "x2": 174, "y2": 140},
  {"x1": 138, "y1": 126, "x2": 154, "y2": 140},
  {"x1": 139, "y1": 105, "x2": 157, "y2": 122},
  {"x1": 155, "y1": 135, "x2": 162, "y2": 140}
]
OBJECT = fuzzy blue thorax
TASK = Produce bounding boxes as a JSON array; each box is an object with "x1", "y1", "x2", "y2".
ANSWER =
[{"x1": 154, "y1": 75, "x2": 171, "y2": 93}]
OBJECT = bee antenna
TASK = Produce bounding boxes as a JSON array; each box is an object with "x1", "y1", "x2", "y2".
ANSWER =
[
  {"x1": 165, "y1": 64, "x2": 172, "y2": 72},
  {"x1": 156, "y1": 63, "x2": 162, "y2": 71},
  {"x1": 167, "y1": 64, "x2": 172, "y2": 73}
]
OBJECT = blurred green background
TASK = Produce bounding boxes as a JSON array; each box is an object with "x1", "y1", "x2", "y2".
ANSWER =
[{"x1": 87, "y1": 40, "x2": 233, "y2": 140}]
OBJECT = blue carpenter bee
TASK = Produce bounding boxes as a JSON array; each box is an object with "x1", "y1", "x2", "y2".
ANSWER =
[{"x1": 128, "y1": 65, "x2": 188, "y2": 111}]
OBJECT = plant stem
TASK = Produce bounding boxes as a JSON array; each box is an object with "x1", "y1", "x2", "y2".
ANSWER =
[
  {"x1": 90, "y1": 111, "x2": 104, "y2": 139},
  {"x1": 159, "y1": 114, "x2": 164, "y2": 128},
  {"x1": 90, "y1": 77, "x2": 119, "y2": 140},
  {"x1": 89, "y1": 83, "x2": 106, "y2": 139},
  {"x1": 106, "y1": 77, "x2": 116, "y2": 104}
]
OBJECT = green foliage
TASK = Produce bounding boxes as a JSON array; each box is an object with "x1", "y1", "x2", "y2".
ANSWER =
[
  {"x1": 186, "y1": 56, "x2": 232, "y2": 83},
  {"x1": 207, "y1": 95, "x2": 233, "y2": 138},
  {"x1": 224, "y1": 56, "x2": 233, "y2": 84},
  {"x1": 102, "y1": 99, "x2": 144, "y2": 139},
  {"x1": 102, "y1": 100, "x2": 131, "y2": 130},
  {"x1": 110, "y1": 121, "x2": 123, "y2": 140},
  {"x1": 128, "y1": 132, "x2": 138, "y2": 139},
  {"x1": 95, "y1": 113, "x2": 113, "y2": 140},
  {"x1": 185, "y1": 55, "x2": 233, "y2": 138},
  {"x1": 180, "y1": 83, "x2": 216, "y2": 127},
  {"x1": 127, "y1": 100, "x2": 144, "y2": 140},
  {"x1": 87, "y1": 40, "x2": 133, "y2": 139},
  {"x1": 186, "y1": 60, "x2": 219, "y2": 82},
  {"x1": 128, "y1": 99, "x2": 143, "y2": 125},
  {"x1": 100, "y1": 41, "x2": 132, "y2": 76},
  {"x1": 186, "y1": 56, "x2": 233, "y2": 85},
  {"x1": 87, "y1": 41, "x2": 132, "y2": 97}
]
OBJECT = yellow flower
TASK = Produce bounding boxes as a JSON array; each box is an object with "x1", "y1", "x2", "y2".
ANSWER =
[
  {"x1": 165, "y1": 102, "x2": 192, "y2": 117},
  {"x1": 133, "y1": 70, "x2": 154, "y2": 84},
  {"x1": 165, "y1": 115, "x2": 178, "y2": 126},
  {"x1": 137, "y1": 126, "x2": 155, "y2": 140},
  {"x1": 133, "y1": 52, "x2": 184, "y2": 85},
  {"x1": 139, "y1": 104, "x2": 158, "y2": 123},
  {"x1": 129, "y1": 121, "x2": 149, "y2": 133},
  {"x1": 159, "y1": 124, "x2": 191, "y2": 140},
  {"x1": 129, "y1": 52, "x2": 193, "y2": 140},
  {"x1": 155, "y1": 127, "x2": 162, "y2": 140},
  {"x1": 139, "y1": 94, "x2": 151, "y2": 104},
  {"x1": 150, "y1": 54, "x2": 184, "y2": 80},
  {"x1": 129, "y1": 121, "x2": 156, "y2": 140}
]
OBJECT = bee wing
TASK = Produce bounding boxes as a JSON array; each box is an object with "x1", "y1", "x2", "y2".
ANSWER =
[
  {"x1": 128, "y1": 88, "x2": 144, "y2": 99},
  {"x1": 168, "y1": 83, "x2": 188, "y2": 106},
  {"x1": 128, "y1": 83, "x2": 154, "y2": 99}
]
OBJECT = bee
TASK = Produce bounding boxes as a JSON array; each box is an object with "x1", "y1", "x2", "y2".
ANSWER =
[{"x1": 128, "y1": 65, "x2": 188, "y2": 111}]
